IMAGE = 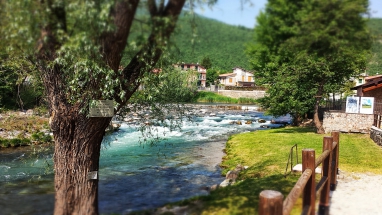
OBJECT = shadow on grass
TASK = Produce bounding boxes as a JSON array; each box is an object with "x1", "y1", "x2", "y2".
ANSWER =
[
  {"x1": 268, "y1": 127, "x2": 316, "y2": 134},
  {"x1": 197, "y1": 173, "x2": 300, "y2": 214}
]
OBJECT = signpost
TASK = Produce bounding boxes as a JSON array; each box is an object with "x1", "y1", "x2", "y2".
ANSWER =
[{"x1": 89, "y1": 100, "x2": 114, "y2": 117}]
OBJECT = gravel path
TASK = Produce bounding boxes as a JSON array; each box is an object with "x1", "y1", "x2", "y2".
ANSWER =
[{"x1": 330, "y1": 171, "x2": 382, "y2": 215}]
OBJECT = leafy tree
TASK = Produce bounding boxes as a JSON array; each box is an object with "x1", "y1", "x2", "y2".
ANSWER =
[
  {"x1": 206, "y1": 66, "x2": 220, "y2": 86},
  {"x1": 201, "y1": 56, "x2": 212, "y2": 69},
  {"x1": 248, "y1": 0, "x2": 371, "y2": 132},
  {"x1": 0, "y1": 0, "x2": 218, "y2": 214}
]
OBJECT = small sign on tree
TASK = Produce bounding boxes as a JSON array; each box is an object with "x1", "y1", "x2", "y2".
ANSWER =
[{"x1": 89, "y1": 100, "x2": 114, "y2": 117}]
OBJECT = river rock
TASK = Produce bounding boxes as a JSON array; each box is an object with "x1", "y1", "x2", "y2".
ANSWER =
[
  {"x1": 219, "y1": 179, "x2": 233, "y2": 187},
  {"x1": 226, "y1": 170, "x2": 239, "y2": 180},
  {"x1": 26, "y1": 109, "x2": 33, "y2": 116},
  {"x1": 258, "y1": 119, "x2": 266, "y2": 123},
  {"x1": 210, "y1": 184, "x2": 219, "y2": 191}
]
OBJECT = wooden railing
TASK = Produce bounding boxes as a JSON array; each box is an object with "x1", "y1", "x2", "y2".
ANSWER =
[
  {"x1": 374, "y1": 113, "x2": 382, "y2": 128},
  {"x1": 259, "y1": 131, "x2": 340, "y2": 215}
]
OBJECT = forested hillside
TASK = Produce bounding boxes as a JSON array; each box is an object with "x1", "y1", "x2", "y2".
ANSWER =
[
  {"x1": 367, "y1": 18, "x2": 382, "y2": 75},
  {"x1": 170, "y1": 14, "x2": 253, "y2": 72},
  {"x1": 170, "y1": 16, "x2": 382, "y2": 74}
]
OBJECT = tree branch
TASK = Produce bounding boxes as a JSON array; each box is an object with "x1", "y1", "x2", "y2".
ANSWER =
[
  {"x1": 114, "y1": 0, "x2": 186, "y2": 111},
  {"x1": 100, "y1": 0, "x2": 140, "y2": 71}
]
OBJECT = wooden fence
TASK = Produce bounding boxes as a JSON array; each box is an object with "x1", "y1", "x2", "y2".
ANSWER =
[{"x1": 258, "y1": 131, "x2": 340, "y2": 215}]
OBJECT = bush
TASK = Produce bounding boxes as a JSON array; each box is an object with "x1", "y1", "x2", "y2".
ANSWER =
[
  {"x1": 0, "y1": 139, "x2": 10, "y2": 147},
  {"x1": 10, "y1": 138, "x2": 22, "y2": 147},
  {"x1": 31, "y1": 131, "x2": 52, "y2": 143}
]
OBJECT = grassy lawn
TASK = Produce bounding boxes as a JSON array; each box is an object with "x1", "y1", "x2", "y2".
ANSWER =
[{"x1": 149, "y1": 127, "x2": 382, "y2": 215}]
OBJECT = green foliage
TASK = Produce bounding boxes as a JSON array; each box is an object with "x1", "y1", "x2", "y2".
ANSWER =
[
  {"x1": 367, "y1": 18, "x2": 382, "y2": 75},
  {"x1": 131, "y1": 67, "x2": 198, "y2": 104},
  {"x1": 0, "y1": 0, "x2": 120, "y2": 109},
  {"x1": 206, "y1": 67, "x2": 220, "y2": 86},
  {"x1": 0, "y1": 65, "x2": 18, "y2": 108},
  {"x1": 171, "y1": 14, "x2": 252, "y2": 71},
  {"x1": 31, "y1": 131, "x2": 52, "y2": 143},
  {"x1": 200, "y1": 56, "x2": 212, "y2": 69},
  {"x1": 194, "y1": 91, "x2": 257, "y2": 104},
  {"x1": 247, "y1": 0, "x2": 372, "y2": 122}
]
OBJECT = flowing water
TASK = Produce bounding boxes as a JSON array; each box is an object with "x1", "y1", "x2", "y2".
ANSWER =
[{"x1": 0, "y1": 106, "x2": 290, "y2": 215}]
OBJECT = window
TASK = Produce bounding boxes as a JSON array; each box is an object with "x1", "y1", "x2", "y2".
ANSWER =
[
  {"x1": 358, "y1": 79, "x2": 363, "y2": 84},
  {"x1": 187, "y1": 65, "x2": 190, "y2": 69},
  {"x1": 195, "y1": 66, "x2": 198, "y2": 70},
  {"x1": 242, "y1": 75, "x2": 245, "y2": 81},
  {"x1": 229, "y1": 78, "x2": 233, "y2": 83},
  {"x1": 248, "y1": 76, "x2": 252, "y2": 82}
]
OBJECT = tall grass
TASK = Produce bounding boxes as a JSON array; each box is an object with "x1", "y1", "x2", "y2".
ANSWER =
[{"x1": 194, "y1": 91, "x2": 258, "y2": 104}]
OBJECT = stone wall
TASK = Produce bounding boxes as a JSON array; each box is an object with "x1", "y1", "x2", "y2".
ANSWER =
[
  {"x1": 322, "y1": 112, "x2": 374, "y2": 133},
  {"x1": 370, "y1": 126, "x2": 382, "y2": 147},
  {"x1": 217, "y1": 90, "x2": 266, "y2": 99}
]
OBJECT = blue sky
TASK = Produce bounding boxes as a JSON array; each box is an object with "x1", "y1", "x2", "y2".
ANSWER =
[{"x1": 195, "y1": 0, "x2": 382, "y2": 28}]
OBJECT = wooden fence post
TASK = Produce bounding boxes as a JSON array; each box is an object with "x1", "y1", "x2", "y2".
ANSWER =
[
  {"x1": 319, "y1": 137, "x2": 333, "y2": 215},
  {"x1": 259, "y1": 190, "x2": 283, "y2": 215},
  {"x1": 302, "y1": 149, "x2": 316, "y2": 215},
  {"x1": 331, "y1": 131, "x2": 340, "y2": 191}
]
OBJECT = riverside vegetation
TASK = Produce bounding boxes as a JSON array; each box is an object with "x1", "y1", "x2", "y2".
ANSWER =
[
  {"x1": 0, "y1": 108, "x2": 52, "y2": 148},
  {"x1": 193, "y1": 92, "x2": 257, "y2": 104},
  {"x1": 137, "y1": 127, "x2": 382, "y2": 215}
]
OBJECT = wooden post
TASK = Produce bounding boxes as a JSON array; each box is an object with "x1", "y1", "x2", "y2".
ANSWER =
[
  {"x1": 319, "y1": 137, "x2": 333, "y2": 215},
  {"x1": 331, "y1": 131, "x2": 340, "y2": 191},
  {"x1": 259, "y1": 190, "x2": 283, "y2": 215},
  {"x1": 302, "y1": 149, "x2": 316, "y2": 215}
]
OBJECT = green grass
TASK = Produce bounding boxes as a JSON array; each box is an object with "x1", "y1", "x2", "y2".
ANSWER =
[
  {"x1": 151, "y1": 127, "x2": 382, "y2": 215},
  {"x1": 194, "y1": 91, "x2": 258, "y2": 104}
]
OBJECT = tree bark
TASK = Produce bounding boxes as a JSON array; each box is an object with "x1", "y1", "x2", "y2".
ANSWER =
[{"x1": 51, "y1": 110, "x2": 111, "y2": 215}]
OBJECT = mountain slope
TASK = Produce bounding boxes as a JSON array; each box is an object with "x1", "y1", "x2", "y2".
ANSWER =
[
  {"x1": 170, "y1": 14, "x2": 253, "y2": 71},
  {"x1": 367, "y1": 18, "x2": 382, "y2": 75}
]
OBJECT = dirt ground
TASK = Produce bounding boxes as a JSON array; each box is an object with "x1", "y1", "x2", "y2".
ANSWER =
[{"x1": 329, "y1": 171, "x2": 382, "y2": 215}]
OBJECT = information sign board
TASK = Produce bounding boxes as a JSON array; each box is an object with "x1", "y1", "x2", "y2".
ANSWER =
[{"x1": 89, "y1": 100, "x2": 114, "y2": 117}]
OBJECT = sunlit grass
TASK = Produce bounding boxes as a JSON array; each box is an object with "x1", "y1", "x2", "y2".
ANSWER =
[{"x1": 154, "y1": 127, "x2": 382, "y2": 215}]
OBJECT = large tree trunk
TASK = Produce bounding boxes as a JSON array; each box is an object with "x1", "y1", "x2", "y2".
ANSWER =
[{"x1": 51, "y1": 108, "x2": 111, "y2": 215}]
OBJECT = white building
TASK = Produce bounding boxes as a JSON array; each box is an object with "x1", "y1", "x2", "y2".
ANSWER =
[{"x1": 218, "y1": 67, "x2": 254, "y2": 87}]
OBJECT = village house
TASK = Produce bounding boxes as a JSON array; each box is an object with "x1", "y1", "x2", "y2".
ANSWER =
[
  {"x1": 174, "y1": 63, "x2": 206, "y2": 87},
  {"x1": 351, "y1": 75, "x2": 382, "y2": 99},
  {"x1": 218, "y1": 67, "x2": 254, "y2": 87}
]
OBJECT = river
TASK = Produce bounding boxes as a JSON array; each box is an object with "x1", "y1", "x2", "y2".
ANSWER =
[{"x1": 0, "y1": 105, "x2": 291, "y2": 215}]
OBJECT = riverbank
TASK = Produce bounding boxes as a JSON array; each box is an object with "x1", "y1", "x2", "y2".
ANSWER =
[
  {"x1": 146, "y1": 127, "x2": 382, "y2": 215},
  {"x1": 0, "y1": 109, "x2": 52, "y2": 148}
]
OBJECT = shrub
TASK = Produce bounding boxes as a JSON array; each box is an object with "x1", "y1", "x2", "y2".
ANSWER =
[
  {"x1": 10, "y1": 138, "x2": 21, "y2": 147},
  {"x1": 31, "y1": 131, "x2": 52, "y2": 143},
  {"x1": 0, "y1": 139, "x2": 10, "y2": 147}
]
